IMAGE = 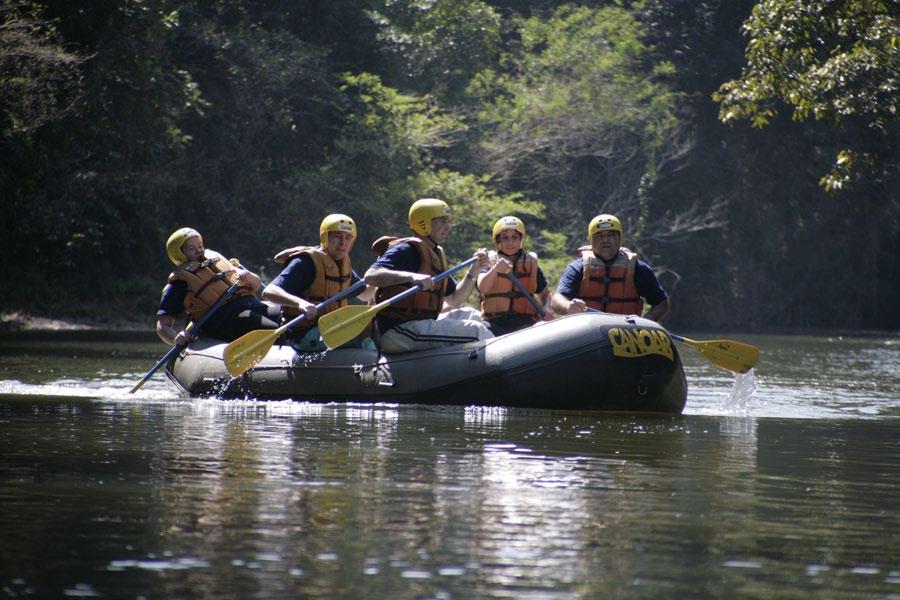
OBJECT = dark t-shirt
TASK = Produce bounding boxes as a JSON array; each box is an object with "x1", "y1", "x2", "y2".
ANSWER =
[
  {"x1": 370, "y1": 242, "x2": 458, "y2": 334},
  {"x1": 556, "y1": 256, "x2": 667, "y2": 307}
]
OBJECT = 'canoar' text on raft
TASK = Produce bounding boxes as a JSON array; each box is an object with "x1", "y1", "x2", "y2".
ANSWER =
[{"x1": 608, "y1": 327, "x2": 673, "y2": 360}]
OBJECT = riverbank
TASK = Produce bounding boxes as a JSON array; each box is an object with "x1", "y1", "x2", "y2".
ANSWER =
[{"x1": 0, "y1": 311, "x2": 151, "y2": 333}]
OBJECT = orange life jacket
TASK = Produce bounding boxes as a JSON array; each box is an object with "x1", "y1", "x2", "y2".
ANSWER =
[
  {"x1": 375, "y1": 237, "x2": 447, "y2": 322},
  {"x1": 481, "y1": 251, "x2": 540, "y2": 321},
  {"x1": 273, "y1": 246, "x2": 353, "y2": 329},
  {"x1": 168, "y1": 250, "x2": 253, "y2": 321},
  {"x1": 577, "y1": 246, "x2": 644, "y2": 315}
]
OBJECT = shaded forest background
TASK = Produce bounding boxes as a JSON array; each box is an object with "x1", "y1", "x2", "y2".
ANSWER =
[{"x1": 1, "y1": 0, "x2": 897, "y2": 331}]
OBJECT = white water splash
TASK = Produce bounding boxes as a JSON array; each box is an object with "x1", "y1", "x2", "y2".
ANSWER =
[{"x1": 722, "y1": 369, "x2": 759, "y2": 413}]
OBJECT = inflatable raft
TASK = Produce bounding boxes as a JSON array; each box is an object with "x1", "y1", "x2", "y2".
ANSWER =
[{"x1": 165, "y1": 312, "x2": 687, "y2": 413}]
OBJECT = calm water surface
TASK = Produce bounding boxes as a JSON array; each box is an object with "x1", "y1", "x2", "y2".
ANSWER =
[{"x1": 0, "y1": 330, "x2": 898, "y2": 599}]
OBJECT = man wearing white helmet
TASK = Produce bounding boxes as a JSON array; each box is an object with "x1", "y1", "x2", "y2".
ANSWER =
[
  {"x1": 156, "y1": 228, "x2": 280, "y2": 345},
  {"x1": 551, "y1": 214, "x2": 670, "y2": 322},
  {"x1": 365, "y1": 198, "x2": 493, "y2": 353},
  {"x1": 263, "y1": 214, "x2": 375, "y2": 351}
]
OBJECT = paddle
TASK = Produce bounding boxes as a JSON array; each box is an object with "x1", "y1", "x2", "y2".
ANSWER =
[
  {"x1": 319, "y1": 257, "x2": 477, "y2": 350},
  {"x1": 129, "y1": 282, "x2": 241, "y2": 393},
  {"x1": 506, "y1": 272, "x2": 547, "y2": 317},
  {"x1": 223, "y1": 279, "x2": 367, "y2": 377},
  {"x1": 584, "y1": 307, "x2": 759, "y2": 373},
  {"x1": 666, "y1": 333, "x2": 759, "y2": 374}
]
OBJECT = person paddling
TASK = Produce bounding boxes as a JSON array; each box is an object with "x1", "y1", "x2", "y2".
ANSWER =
[
  {"x1": 156, "y1": 228, "x2": 280, "y2": 345},
  {"x1": 364, "y1": 198, "x2": 493, "y2": 353},
  {"x1": 551, "y1": 214, "x2": 670, "y2": 322},
  {"x1": 262, "y1": 214, "x2": 375, "y2": 351},
  {"x1": 477, "y1": 216, "x2": 553, "y2": 335}
]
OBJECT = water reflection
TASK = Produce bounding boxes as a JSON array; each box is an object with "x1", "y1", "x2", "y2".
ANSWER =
[
  {"x1": 1, "y1": 397, "x2": 899, "y2": 598},
  {"x1": 2, "y1": 332, "x2": 900, "y2": 597}
]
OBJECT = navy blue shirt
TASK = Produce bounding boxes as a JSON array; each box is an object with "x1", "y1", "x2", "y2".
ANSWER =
[
  {"x1": 270, "y1": 253, "x2": 363, "y2": 300},
  {"x1": 370, "y1": 241, "x2": 458, "y2": 333},
  {"x1": 556, "y1": 256, "x2": 667, "y2": 307}
]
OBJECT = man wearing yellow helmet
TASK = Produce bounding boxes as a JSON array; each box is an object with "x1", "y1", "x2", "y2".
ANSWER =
[
  {"x1": 364, "y1": 198, "x2": 493, "y2": 353},
  {"x1": 156, "y1": 228, "x2": 280, "y2": 345},
  {"x1": 551, "y1": 214, "x2": 670, "y2": 322},
  {"x1": 477, "y1": 216, "x2": 554, "y2": 335},
  {"x1": 262, "y1": 214, "x2": 374, "y2": 351}
]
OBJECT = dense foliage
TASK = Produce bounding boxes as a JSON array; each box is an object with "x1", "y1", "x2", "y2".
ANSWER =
[
  {"x1": 1, "y1": 0, "x2": 897, "y2": 330},
  {"x1": 715, "y1": 0, "x2": 898, "y2": 191}
]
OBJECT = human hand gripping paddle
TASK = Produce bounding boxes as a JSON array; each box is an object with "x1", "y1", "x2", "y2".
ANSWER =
[
  {"x1": 319, "y1": 257, "x2": 478, "y2": 350},
  {"x1": 223, "y1": 279, "x2": 367, "y2": 377},
  {"x1": 584, "y1": 307, "x2": 759, "y2": 374},
  {"x1": 129, "y1": 282, "x2": 241, "y2": 393}
]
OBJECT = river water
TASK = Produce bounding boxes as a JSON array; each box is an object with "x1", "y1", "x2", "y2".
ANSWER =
[{"x1": 0, "y1": 330, "x2": 898, "y2": 599}]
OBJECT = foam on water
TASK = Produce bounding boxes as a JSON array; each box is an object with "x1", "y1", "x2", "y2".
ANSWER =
[{"x1": 723, "y1": 369, "x2": 759, "y2": 413}]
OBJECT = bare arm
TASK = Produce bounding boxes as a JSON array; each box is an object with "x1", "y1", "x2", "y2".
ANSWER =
[
  {"x1": 445, "y1": 249, "x2": 491, "y2": 308},
  {"x1": 444, "y1": 267, "x2": 480, "y2": 308},
  {"x1": 156, "y1": 315, "x2": 182, "y2": 346},
  {"x1": 365, "y1": 266, "x2": 435, "y2": 290},
  {"x1": 235, "y1": 268, "x2": 263, "y2": 293},
  {"x1": 551, "y1": 292, "x2": 586, "y2": 315},
  {"x1": 356, "y1": 284, "x2": 377, "y2": 303},
  {"x1": 262, "y1": 282, "x2": 318, "y2": 319},
  {"x1": 643, "y1": 298, "x2": 670, "y2": 323},
  {"x1": 538, "y1": 288, "x2": 554, "y2": 321},
  {"x1": 366, "y1": 248, "x2": 489, "y2": 307}
]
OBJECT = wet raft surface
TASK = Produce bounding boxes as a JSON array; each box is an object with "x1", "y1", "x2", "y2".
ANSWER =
[{"x1": 167, "y1": 313, "x2": 688, "y2": 414}]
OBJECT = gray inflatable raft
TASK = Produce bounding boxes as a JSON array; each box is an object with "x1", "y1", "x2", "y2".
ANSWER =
[{"x1": 165, "y1": 312, "x2": 687, "y2": 413}]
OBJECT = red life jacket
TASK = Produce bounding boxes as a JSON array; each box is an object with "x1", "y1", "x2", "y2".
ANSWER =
[
  {"x1": 375, "y1": 237, "x2": 448, "y2": 322},
  {"x1": 481, "y1": 251, "x2": 540, "y2": 321},
  {"x1": 577, "y1": 246, "x2": 644, "y2": 315},
  {"x1": 273, "y1": 246, "x2": 353, "y2": 329},
  {"x1": 168, "y1": 250, "x2": 253, "y2": 321}
]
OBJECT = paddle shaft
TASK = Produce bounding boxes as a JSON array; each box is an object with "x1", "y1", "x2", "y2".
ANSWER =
[
  {"x1": 222, "y1": 279, "x2": 368, "y2": 377},
  {"x1": 278, "y1": 279, "x2": 367, "y2": 335},
  {"x1": 588, "y1": 307, "x2": 723, "y2": 344},
  {"x1": 129, "y1": 281, "x2": 241, "y2": 393},
  {"x1": 379, "y1": 256, "x2": 477, "y2": 308},
  {"x1": 320, "y1": 257, "x2": 477, "y2": 349},
  {"x1": 505, "y1": 273, "x2": 546, "y2": 317},
  {"x1": 584, "y1": 307, "x2": 758, "y2": 373}
]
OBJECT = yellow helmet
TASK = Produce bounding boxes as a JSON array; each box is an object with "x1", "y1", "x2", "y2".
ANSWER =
[
  {"x1": 319, "y1": 213, "x2": 357, "y2": 247},
  {"x1": 492, "y1": 216, "x2": 526, "y2": 246},
  {"x1": 408, "y1": 198, "x2": 451, "y2": 237},
  {"x1": 166, "y1": 227, "x2": 202, "y2": 265},
  {"x1": 587, "y1": 214, "x2": 623, "y2": 240}
]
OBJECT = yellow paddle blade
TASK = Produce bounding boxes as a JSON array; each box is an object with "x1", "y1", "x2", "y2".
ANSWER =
[
  {"x1": 319, "y1": 304, "x2": 378, "y2": 349},
  {"x1": 223, "y1": 327, "x2": 284, "y2": 377},
  {"x1": 682, "y1": 338, "x2": 759, "y2": 374}
]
